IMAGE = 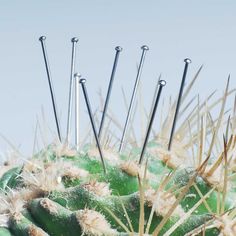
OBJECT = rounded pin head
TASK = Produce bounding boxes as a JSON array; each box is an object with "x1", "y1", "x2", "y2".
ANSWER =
[
  {"x1": 115, "y1": 46, "x2": 123, "y2": 52},
  {"x1": 159, "y1": 80, "x2": 167, "y2": 86},
  {"x1": 79, "y1": 78, "x2": 86, "y2": 84},
  {"x1": 184, "y1": 58, "x2": 192, "y2": 64},
  {"x1": 39, "y1": 36, "x2": 46, "y2": 41},
  {"x1": 74, "y1": 73, "x2": 81, "y2": 79},
  {"x1": 141, "y1": 45, "x2": 149, "y2": 51},
  {"x1": 71, "y1": 37, "x2": 79, "y2": 43}
]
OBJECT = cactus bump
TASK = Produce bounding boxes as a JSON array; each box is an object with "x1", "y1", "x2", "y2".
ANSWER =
[{"x1": 0, "y1": 37, "x2": 235, "y2": 236}]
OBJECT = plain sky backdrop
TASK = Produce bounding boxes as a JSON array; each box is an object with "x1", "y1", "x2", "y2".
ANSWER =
[{"x1": 0, "y1": 0, "x2": 236, "y2": 156}]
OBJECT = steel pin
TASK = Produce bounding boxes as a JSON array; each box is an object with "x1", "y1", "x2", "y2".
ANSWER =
[
  {"x1": 168, "y1": 58, "x2": 192, "y2": 151},
  {"x1": 98, "y1": 46, "x2": 122, "y2": 140},
  {"x1": 66, "y1": 37, "x2": 79, "y2": 145},
  {"x1": 39, "y1": 36, "x2": 62, "y2": 142},
  {"x1": 79, "y1": 78, "x2": 106, "y2": 173},
  {"x1": 119, "y1": 45, "x2": 149, "y2": 153},
  {"x1": 139, "y1": 80, "x2": 166, "y2": 164},
  {"x1": 74, "y1": 73, "x2": 81, "y2": 151}
]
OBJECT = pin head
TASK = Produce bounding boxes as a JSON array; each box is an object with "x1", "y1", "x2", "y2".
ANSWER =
[
  {"x1": 71, "y1": 37, "x2": 79, "y2": 43},
  {"x1": 74, "y1": 73, "x2": 81, "y2": 79},
  {"x1": 39, "y1": 36, "x2": 46, "y2": 41},
  {"x1": 79, "y1": 78, "x2": 86, "y2": 84},
  {"x1": 159, "y1": 80, "x2": 167, "y2": 87},
  {"x1": 141, "y1": 45, "x2": 149, "y2": 51},
  {"x1": 115, "y1": 46, "x2": 123, "y2": 52},
  {"x1": 184, "y1": 58, "x2": 192, "y2": 64}
]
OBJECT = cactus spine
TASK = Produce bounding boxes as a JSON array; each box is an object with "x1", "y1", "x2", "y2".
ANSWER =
[{"x1": 0, "y1": 39, "x2": 235, "y2": 236}]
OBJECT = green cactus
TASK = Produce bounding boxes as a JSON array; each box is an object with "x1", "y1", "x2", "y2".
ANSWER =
[{"x1": 0, "y1": 64, "x2": 235, "y2": 236}]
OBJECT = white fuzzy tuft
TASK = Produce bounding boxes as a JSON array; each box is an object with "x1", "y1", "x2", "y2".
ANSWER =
[
  {"x1": 214, "y1": 214, "x2": 236, "y2": 236},
  {"x1": 51, "y1": 142, "x2": 77, "y2": 158},
  {"x1": 0, "y1": 187, "x2": 43, "y2": 227},
  {"x1": 145, "y1": 188, "x2": 185, "y2": 217},
  {"x1": 88, "y1": 148, "x2": 120, "y2": 165},
  {"x1": 22, "y1": 158, "x2": 90, "y2": 193},
  {"x1": 120, "y1": 161, "x2": 156, "y2": 182},
  {"x1": 76, "y1": 209, "x2": 117, "y2": 236},
  {"x1": 148, "y1": 147, "x2": 186, "y2": 169},
  {"x1": 203, "y1": 165, "x2": 227, "y2": 191},
  {"x1": 60, "y1": 163, "x2": 89, "y2": 180},
  {"x1": 24, "y1": 157, "x2": 89, "y2": 180},
  {"x1": 82, "y1": 181, "x2": 111, "y2": 197},
  {"x1": 120, "y1": 161, "x2": 140, "y2": 177},
  {"x1": 0, "y1": 150, "x2": 22, "y2": 178},
  {"x1": 0, "y1": 190, "x2": 25, "y2": 217},
  {"x1": 22, "y1": 163, "x2": 65, "y2": 193},
  {"x1": 0, "y1": 156, "x2": 90, "y2": 227},
  {"x1": 39, "y1": 198, "x2": 58, "y2": 214},
  {"x1": 28, "y1": 224, "x2": 48, "y2": 236}
]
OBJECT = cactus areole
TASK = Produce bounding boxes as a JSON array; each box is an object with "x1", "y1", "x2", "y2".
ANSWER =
[{"x1": 0, "y1": 40, "x2": 235, "y2": 236}]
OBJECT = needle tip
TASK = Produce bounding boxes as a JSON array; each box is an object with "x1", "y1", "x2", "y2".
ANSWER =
[
  {"x1": 71, "y1": 37, "x2": 79, "y2": 43},
  {"x1": 115, "y1": 46, "x2": 123, "y2": 52},
  {"x1": 39, "y1": 36, "x2": 46, "y2": 41},
  {"x1": 184, "y1": 58, "x2": 192, "y2": 64},
  {"x1": 141, "y1": 45, "x2": 149, "y2": 51}
]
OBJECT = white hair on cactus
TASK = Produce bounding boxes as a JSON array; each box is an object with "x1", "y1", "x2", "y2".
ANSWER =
[
  {"x1": 0, "y1": 149, "x2": 22, "y2": 178},
  {"x1": 203, "y1": 164, "x2": 226, "y2": 191},
  {"x1": 28, "y1": 224, "x2": 49, "y2": 236},
  {"x1": 0, "y1": 190, "x2": 25, "y2": 215},
  {"x1": 58, "y1": 162, "x2": 89, "y2": 180},
  {"x1": 40, "y1": 198, "x2": 59, "y2": 214},
  {"x1": 82, "y1": 181, "x2": 111, "y2": 197},
  {"x1": 120, "y1": 160, "x2": 156, "y2": 181},
  {"x1": 120, "y1": 160, "x2": 140, "y2": 177},
  {"x1": 148, "y1": 146, "x2": 187, "y2": 169},
  {"x1": 88, "y1": 147, "x2": 120, "y2": 164},
  {"x1": 213, "y1": 214, "x2": 236, "y2": 236},
  {"x1": 51, "y1": 142, "x2": 77, "y2": 158},
  {"x1": 145, "y1": 188, "x2": 185, "y2": 217},
  {"x1": 22, "y1": 157, "x2": 90, "y2": 193},
  {"x1": 76, "y1": 209, "x2": 117, "y2": 236},
  {"x1": 0, "y1": 214, "x2": 8, "y2": 227},
  {"x1": 21, "y1": 161, "x2": 64, "y2": 193},
  {"x1": 23, "y1": 158, "x2": 44, "y2": 173},
  {"x1": 0, "y1": 187, "x2": 43, "y2": 227},
  {"x1": 24, "y1": 157, "x2": 89, "y2": 181},
  {"x1": 188, "y1": 213, "x2": 236, "y2": 236}
]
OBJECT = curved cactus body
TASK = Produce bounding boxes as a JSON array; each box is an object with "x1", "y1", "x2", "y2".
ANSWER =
[
  {"x1": 0, "y1": 63, "x2": 235, "y2": 235},
  {"x1": 0, "y1": 145, "x2": 234, "y2": 236}
]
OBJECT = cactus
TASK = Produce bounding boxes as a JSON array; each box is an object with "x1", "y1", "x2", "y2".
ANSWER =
[{"x1": 0, "y1": 40, "x2": 236, "y2": 235}]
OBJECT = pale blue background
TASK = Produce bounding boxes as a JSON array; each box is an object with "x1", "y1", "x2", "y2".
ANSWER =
[{"x1": 0, "y1": 0, "x2": 235, "y2": 155}]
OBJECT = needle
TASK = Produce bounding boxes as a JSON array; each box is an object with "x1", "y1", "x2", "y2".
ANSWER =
[
  {"x1": 119, "y1": 45, "x2": 149, "y2": 153},
  {"x1": 80, "y1": 78, "x2": 106, "y2": 174},
  {"x1": 139, "y1": 80, "x2": 166, "y2": 164},
  {"x1": 39, "y1": 36, "x2": 62, "y2": 142},
  {"x1": 168, "y1": 58, "x2": 192, "y2": 151}
]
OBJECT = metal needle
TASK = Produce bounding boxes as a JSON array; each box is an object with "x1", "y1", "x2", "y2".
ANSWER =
[
  {"x1": 168, "y1": 58, "x2": 192, "y2": 151},
  {"x1": 119, "y1": 45, "x2": 149, "y2": 153},
  {"x1": 139, "y1": 80, "x2": 166, "y2": 164},
  {"x1": 39, "y1": 36, "x2": 62, "y2": 142},
  {"x1": 98, "y1": 46, "x2": 122, "y2": 140},
  {"x1": 66, "y1": 37, "x2": 79, "y2": 145},
  {"x1": 79, "y1": 78, "x2": 106, "y2": 173},
  {"x1": 74, "y1": 73, "x2": 81, "y2": 151}
]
